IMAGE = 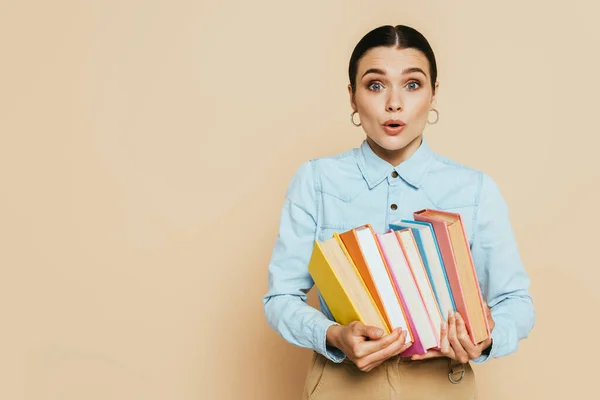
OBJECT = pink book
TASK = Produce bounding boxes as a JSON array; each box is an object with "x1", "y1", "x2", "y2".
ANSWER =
[
  {"x1": 414, "y1": 209, "x2": 490, "y2": 344},
  {"x1": 396, "y1": 228, "x2": 443, "y2": 349},
  {"x1": 376, "y1": 230, "x2": 440, "y2": 357}
]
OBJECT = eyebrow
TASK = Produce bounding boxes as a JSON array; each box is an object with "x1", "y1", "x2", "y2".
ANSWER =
[{"x1": 361, "y1": 67, "x2": 427, "y2": 78}]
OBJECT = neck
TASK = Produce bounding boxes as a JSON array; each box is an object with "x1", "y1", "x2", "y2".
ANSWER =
[{"x1": 366, "y1": 135, "x2": 423, "y2": 167}]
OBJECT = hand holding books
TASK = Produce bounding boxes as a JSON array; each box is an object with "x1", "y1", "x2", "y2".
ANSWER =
[
  {"x1": 326, "y1": 322, "x2": 411, "y2": 372},
  {"x1": 410, "y1": 305, "x2": 495, "y2": 363}
]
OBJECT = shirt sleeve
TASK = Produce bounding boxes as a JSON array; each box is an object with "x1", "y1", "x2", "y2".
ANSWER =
[
  {"x1": 262, "y1": 161, "x2": 346, "y2": 363},
  {"x1": 470, "y1": 173, "x2": 536, "y2": 363}
]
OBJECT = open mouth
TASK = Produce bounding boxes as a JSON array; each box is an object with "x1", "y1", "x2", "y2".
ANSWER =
[
  {"x1": 384, "y1": 119, "x2": 405, "y2": 128},
  {"x1": 382, "y1": 120, "x2": 405, "y2": 135}
]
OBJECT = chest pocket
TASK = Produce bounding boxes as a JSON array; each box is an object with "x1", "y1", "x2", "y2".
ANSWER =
[
  {"x1": 316, "y1": 185, "x2": 385, "y2": 237},
  {"x1": 317, "y1": 226, "x2": 346, "y2": 242}
]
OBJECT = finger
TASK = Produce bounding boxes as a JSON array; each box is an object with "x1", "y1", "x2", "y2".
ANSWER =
[
  {"x1": 358, "y1": 329, "x2": 408, "y2": 371},
  {"x1": 368, "y1": 329, "x2": 407, "y2": 360},
  {"x1": 365, "y1": 326, "x2": 385, "y2": 340},
  {"x1": 387, "y1": 331, "x2": 414, "y2": 362},
  {"x1": 448, "y1": 312, "x2": 469, "y2": 363},
  {"x1": 483, "y1": 304, "x2": 491, "y2": 324},
  {"x1": 476, "y1": 338, "x2": 493, "y2": 356},
  {"x1": 398, "y1": 336, "x2": 414, "y2": 353},
  {"x1": 361, "y1": 359, "x2": 385, "y2": 372},
  {"x1": 455, "y1": 312, "x2": 479, "y2": 359},
  {"x1": 485, "y1": 306, "x2": 496, "y2": 332},
  {"x1": 393, "y1": 330, "x2": 411, "y2": 355},
  {"x1": 411, "y1": 350, "x2": 444, "y2": 360},
  {"x1": 485, "y1": 304, "x2": 492, "y2": 318},
  {"x1": 354, "y1": 328, "x2": 401, "y2": 359},
  {"x1": 411, "y1": 318, "x2": 455, "y2": 361},
  {"x1": 439, "y1": 319, "x2": 455, "y2": 359},
  {"x1": 352, "y1": 322, "x2": 385, "y2": 340}
]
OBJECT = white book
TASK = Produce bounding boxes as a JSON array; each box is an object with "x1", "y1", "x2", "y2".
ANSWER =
[
  {"x1": 355, "y1": 226, "x2": 412, "y2": 344},
  {"x1": 377, "y1": 230, "x2": 439, "y2": 352}
]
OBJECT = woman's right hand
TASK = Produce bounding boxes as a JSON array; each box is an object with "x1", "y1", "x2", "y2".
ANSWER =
[{"x1": 326, "y1": 321, "x2": 410, "y2": 372}]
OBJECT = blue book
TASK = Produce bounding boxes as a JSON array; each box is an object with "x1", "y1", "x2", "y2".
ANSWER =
[{"x1": 389, "y1": 219, "x2": 457, "y2": 318}]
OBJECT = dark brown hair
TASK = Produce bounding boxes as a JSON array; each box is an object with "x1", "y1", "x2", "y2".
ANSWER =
[{"x1": 348, "y1": 25, "x2": 438, "y2": 94}]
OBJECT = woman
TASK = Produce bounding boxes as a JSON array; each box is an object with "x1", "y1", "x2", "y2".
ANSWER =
[{"x1": 262, "y1": 24, "x2": 535, "y2": 399}]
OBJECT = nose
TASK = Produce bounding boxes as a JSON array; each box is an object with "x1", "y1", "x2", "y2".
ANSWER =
[{"x1": 386, "y1": 90, "x2": 403, "y2": 112}]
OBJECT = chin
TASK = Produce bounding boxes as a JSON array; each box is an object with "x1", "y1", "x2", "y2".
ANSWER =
[{"x1": 370, "y1": 134, "x2": 416, "y2": 152}]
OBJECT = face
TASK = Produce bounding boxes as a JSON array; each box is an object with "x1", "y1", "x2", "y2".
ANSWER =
[{"x1": 348, "y1": 46, "x2": 438, "y2": 165}]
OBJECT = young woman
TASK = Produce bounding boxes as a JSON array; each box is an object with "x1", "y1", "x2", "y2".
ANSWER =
[{"x1": 262, "y1": 24, "x2": 535, "y2": 399}]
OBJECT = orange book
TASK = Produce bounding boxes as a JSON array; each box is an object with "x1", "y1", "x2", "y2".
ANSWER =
[
  {"x1": 414, "y1": 209, "x2": 490, "y2": 344},
  {"x1": 340, "y1": 225, "x2": 413, "y2": 343}
]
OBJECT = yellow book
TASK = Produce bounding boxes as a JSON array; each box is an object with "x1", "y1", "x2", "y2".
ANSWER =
[{"x1": 308, "y1": 232, "x2": 390, "y2": 333}]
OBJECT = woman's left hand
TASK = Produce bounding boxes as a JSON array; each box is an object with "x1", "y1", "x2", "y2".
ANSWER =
[{"x1": 411, "y1": 305, "x2": 495, "y2": 363}]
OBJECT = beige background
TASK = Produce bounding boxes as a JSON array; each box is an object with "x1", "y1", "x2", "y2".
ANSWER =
[{"x1": 1, "y1": 0, "x2": 598, "y2": 399}]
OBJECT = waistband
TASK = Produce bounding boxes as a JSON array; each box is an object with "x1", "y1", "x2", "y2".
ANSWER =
[
  {"x1": 336, "y1": 353, "x2": 467, "y2": 383},
  {"x1": 337, "y1": 353, "x2": 466, "y2": 368},
  {"x1": 339, "y1": 353, "x2": 439, "y2": 365}
]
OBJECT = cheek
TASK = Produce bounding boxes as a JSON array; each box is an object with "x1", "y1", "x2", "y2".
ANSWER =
[
  {"x1": 356, "y1": 94, "x2": 382, "y2": 121},
  {"x1": 410, "y1": 96, "x2": 432, "y2": 120}
]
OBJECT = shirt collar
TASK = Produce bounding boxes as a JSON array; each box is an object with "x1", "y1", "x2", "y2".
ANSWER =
[{"x1": 356, "y1": 136, "x2": 434, "y2": 189}]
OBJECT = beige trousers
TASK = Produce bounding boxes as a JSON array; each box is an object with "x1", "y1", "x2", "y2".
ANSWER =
[{"x1": 302, "y1": 352, "x2": 478, "y2": 400}]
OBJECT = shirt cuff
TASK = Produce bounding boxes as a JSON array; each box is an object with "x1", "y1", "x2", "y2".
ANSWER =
[{"x1": 313, "y1": 318, "x2": 346, "y2": 363}]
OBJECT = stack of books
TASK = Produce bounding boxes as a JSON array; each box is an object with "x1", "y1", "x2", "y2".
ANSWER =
[{"x1": 308, "y1": 208, "x2": 490, "y2": 357}]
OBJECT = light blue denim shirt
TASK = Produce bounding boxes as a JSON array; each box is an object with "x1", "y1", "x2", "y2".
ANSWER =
[{"x1": 262, "y1": 136, "x2": 535, "y2": 364}]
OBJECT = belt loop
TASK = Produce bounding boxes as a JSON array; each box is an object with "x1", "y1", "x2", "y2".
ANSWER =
[{"x1": 447, "y1": 358, "x2": 465, "y2": 384}]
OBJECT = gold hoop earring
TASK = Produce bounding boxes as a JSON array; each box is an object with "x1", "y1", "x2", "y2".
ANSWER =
[
  {"x1": 350, "y1": 111, "x2": 361, "y2": 127},
  {"x1": 428, "y1": 108, "x2": 439, "y2": 125}
]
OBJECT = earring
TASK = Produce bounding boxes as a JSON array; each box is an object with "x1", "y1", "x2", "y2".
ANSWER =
[
  {"x1": 427, "y1": 108, "x2": 439, "y2": 125},
  {"x1": 351, "y1": 111, "x2": 361, "y2": 127}
]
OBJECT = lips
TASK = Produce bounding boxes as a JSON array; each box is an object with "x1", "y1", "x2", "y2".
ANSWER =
[{"x1": 383, "y1": 119, "x2": 406, "y2": 136}]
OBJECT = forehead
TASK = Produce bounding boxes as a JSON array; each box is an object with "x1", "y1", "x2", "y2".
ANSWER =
[{"x1": 357, "y1": 47, "x2": 430, "y2": 76}]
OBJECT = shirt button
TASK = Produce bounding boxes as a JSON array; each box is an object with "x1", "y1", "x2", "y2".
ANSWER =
[
  {"x1": 390, "y1": 204, "x2": 398, "y2": 210},
  {"x1": 391, "y1": 171, "x2": 399, "y2": 178}
]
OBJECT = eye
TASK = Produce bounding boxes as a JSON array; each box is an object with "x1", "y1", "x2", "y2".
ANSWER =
[
  {"x1": 368, "y1": 81, "x2": 384, "y2": 92},
  {"x1": 406, "y1": 80, "x2": 421, "y2": 91}
]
